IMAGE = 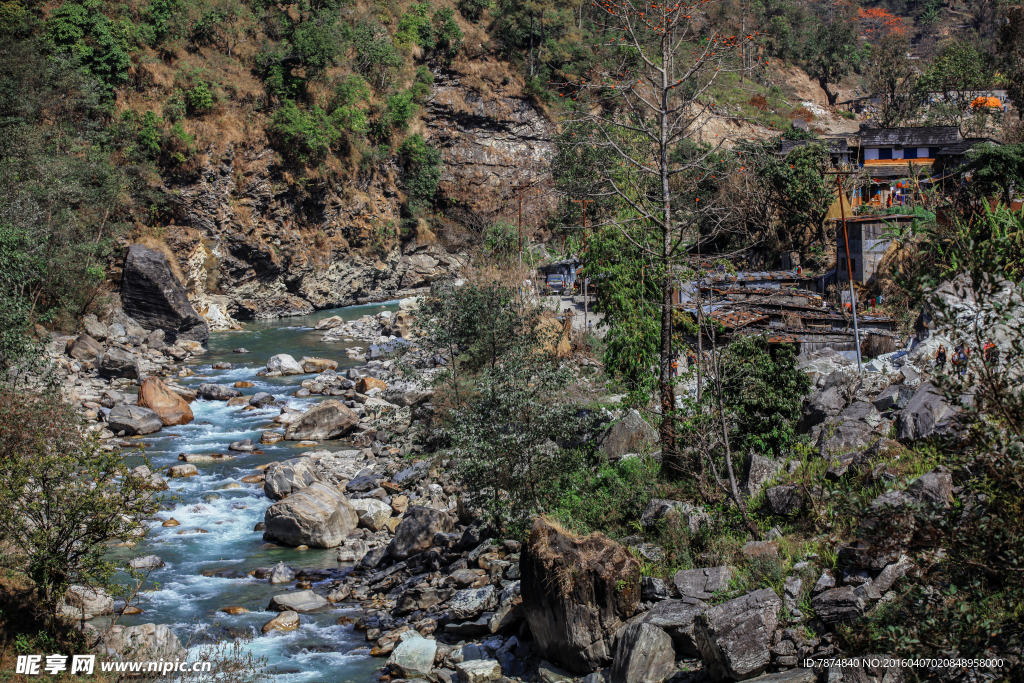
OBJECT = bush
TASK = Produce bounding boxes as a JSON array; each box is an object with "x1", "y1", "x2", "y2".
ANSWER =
[
  {"x1": 267, "y1": 99, "x2": 340, "y2": 163},
  {"x1": 548, "y1": 456, "x2": 658, "y2": 538},
  {"x1": 458, "y1": 0, "x2": 491, "y2": 22},
  {"x1": 432, "y1": 7, "x2": 463, "y2": 60},
  {"x1": 395, "y1": 2, "x2": 434, "y2": 50},
  {"x1": 397, "y1": 133, "x2": 442, "y2": 207},
  {"x1": 0, "y1": 391, "x2": 153, "y2": 628},
  {"x1": 48, "y1": 0, "x2": 131, "y2": 93},
  {"x1": 349, "y1": 20, "x2": 403, "y2": 90},
  {"x1": 185, "y1": 80, "x2": 213, "y2": 115}
]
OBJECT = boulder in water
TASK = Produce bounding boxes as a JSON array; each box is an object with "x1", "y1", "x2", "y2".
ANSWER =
[
  {"x1": 197, "y1": 383, "x2": 242, "y2": 401},
  {"x1": 137, "y1": 377, "x2": 193, "y2": 426},
  {"x1": 267, "y1": 354, "x2": 304, "y2": 375},
  {"x1": 284, "y1": 400, "x2": 359, "y2": 441},
  {"x1": 261, "y1": 611, "x2": 299, "y2": 633},
  {"x1": 263, "y1": 481, "x2": 359, "y2": 548}
]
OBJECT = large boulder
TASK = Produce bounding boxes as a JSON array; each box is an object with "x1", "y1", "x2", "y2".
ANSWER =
[
  {"x1": 64, "y1": 586, "x2": 114, "y2": 619},
  {"x1": 107, "y1": 405, "x2": 162, "y2": 436},
  {"x1": 388, "y1": 505, "x2": 454, "y2": 560},
  {"x1": 284, "y1": 400, "x2": 359, "y2": 441},
  {"x1": 811, "y1": 586, "x2": 866, "y2": 625},
  {"x1": 301, "y1": 357, "x2": 338, "y2": 373},
  {"x1": 764, "y1": 486, "x2": 803, "y2": 516},
  {"x1": 267, "y1": 590, "x2": 330, "y2": 613},
  {"x1": 520, "y1": 518, "x2": 641, "y2": 672},
  {"x1": 693, "y1": 588, "x2": 781, "y2": 682},
  {"x1": 97, "y1": 624, "x2": 185, "y2": 660},
  {"x1": 906, "y1": 466, "x2": 954, "y2": 506},
  {"x1": 598, "y1": 410, "x2": 659, "y2": 459},
  {"x1": 137, "y1": 377, "x2": 193, "y2": 426},
  {"x1": 897, "y1": 382, "x2": 957, "y2": 441},
  {"x1": 67, "y1": 334, "x2": 104, "y2": 363},
  {"x1": 816, "y1": 418, "x2": 875, "y2": 457},
  {"x1": 120, "y1": 245, "x2": 208, "y2": 343},
  {"x1": 742, "y1": 456, "x2": 782, "y2": 497},
  {"x1": 799, "y1": 386, "x2": 846, "y2": 431},
  {"x1": 263, "y1": 458, "x2": 322, "y2": 501},
  {"x1": 673, "y1": 566, "x2": 731, "y2": 601},
  {"x1": 635, "y1": 598, "x2": 706, "y2": 658},
  {"x1": 350, "y1": 498, "x2": 392, "y2": 532},
  {"x1": 99, "y1": 347, "x2": 140, "y2": 379},
  {"x1": 267, "y1": 354, "x2": 305, "y2": 375},
  {"x1": 388, "y1": 633, "x2": 437, "y2": 678},
  {"x1": 263, "y1": 481, "x2": 359, "y2": 548},
  {"x1": 609, "y1": 622, "x2": 676, "y2": 683},
  {"x1": 82, "y1": 314, "x2": 109, "y2": 341}
]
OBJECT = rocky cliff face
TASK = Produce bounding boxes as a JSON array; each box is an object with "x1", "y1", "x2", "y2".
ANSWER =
[{"x1": 147, "y1": 59, "x2": 553, "y2": 322}]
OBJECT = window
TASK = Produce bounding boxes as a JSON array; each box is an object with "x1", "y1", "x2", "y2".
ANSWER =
[
  {"x1": 929, "y1": 147, "x2": 941, "y2": 157},
  {"x1": 878, "y1": 148, "x2": 893, "y2": 160},
  {"x1": 904, "y1": 147, "x2": 918, "y2": 159}
]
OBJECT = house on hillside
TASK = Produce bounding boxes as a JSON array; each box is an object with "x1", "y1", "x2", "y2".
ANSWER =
[{"x1": 855, "y1": 126, "x2": 999, "y2": 207}]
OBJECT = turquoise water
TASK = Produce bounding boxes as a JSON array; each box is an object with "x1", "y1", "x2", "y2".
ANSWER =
[{"x1": 115, "y1": 301, "x2": 402, "y2": 682}]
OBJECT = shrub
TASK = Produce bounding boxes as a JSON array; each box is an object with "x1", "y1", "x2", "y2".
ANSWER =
[
  {"x1": 48, "y1": 0, "x2": 131, "y2": 93},
  {"x1": 0, "y1": 391, "x2": 153, "y2": 629},
  {"x1": 137, "y1": 111, "x2": 163, "y2": 157},
  {"x1": 457, "y1": 0, "x2": 490, "y2": 22},
  {"x1": 349, "y1": 20, "x2": 403, "y2": 89},
  {"x1": 395, "y1": 2, "x2": 434, "y2": 50},
  {"x1": 331, "y1": 74, "x2": 371, "y2": 109},
  {"x1": 267, "y1": 99, "x2": 340, "y2": 163},
  {"x1": 185, "y1": 80, "x2": 213, "y2": 115},
  {"x1": 397, "y1": 133, "x2": 442, "y2": 206},
  {"x1": 432, "y1": 7, "x2": 463, "y2": 60}
]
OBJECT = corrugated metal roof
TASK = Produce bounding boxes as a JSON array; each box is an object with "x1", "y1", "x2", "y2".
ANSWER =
[{"x1": 859, "y1": 126, "x2": 960, "y2": 147}]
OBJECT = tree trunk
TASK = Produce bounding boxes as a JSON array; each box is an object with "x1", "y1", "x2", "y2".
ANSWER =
[
  {"x1": 658, "y1": 31, "x2": 679, "y2": 477},
  {"x1": 820, "y1": 78, "x2": 838, "y2": 106}
]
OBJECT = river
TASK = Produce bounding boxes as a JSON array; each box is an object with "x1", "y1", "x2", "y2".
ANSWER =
[{"x1": 112, "y1": 301, "x2": 403, "y2": 683}]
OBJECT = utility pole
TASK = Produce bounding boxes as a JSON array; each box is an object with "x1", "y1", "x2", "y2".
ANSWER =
[
  {"x1": 825, "y1": 170, "x2": 862, "y2": 373},
  {"x1": 571, "y1": 198, "x2": 593, "y2": 331}
]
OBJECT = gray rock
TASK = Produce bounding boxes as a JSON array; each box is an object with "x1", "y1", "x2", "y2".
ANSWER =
[
  {"x1": 811, "y1": 586, "x2": 866, "y2": 625},
  {"x1": 636, "y1": 597, "x2": 706, "y2": 658},
  {"x1": 813, "y1": 570, "x2": 836, "y2": 593},
  {"x1": 267, "y1": 590, "x2": 329, "y2": 612},
  {"x1": 897, "y1": 382, "x2": 956, "y2": 441},
  {"x1": 873, "y1": 555, "x2": 912, "y2": 593},
  {"x1": 783, "y1": 576, "x2": 802, "y2": 615},
  {"x1": 264, "y1": 459, "x2": 321, "y2": 500},
  {"x1": 197, "y1": 383, "x2": 242, "y2": 400},
  {"x1": 267, "y1": 354, "x2": 305, "y2": 375},
  {"x1": 609, "y1": 622, "x2": 675, "y2": 683},
  {"x1": 816, "y1": 418, "x2": 875, "y2": 457},
  {"x1": 388, "y1": 505, "x2": 454, "y2": 560},
  {"x1": 228, "y1": 439, "x2": 255, "y2": 452},
  {"x1": 389, "y1": 634, "x2": 438, "y2": 678},
  {"x1": 98, "y1": 623, "x2": 185, "y2": 660},
  {"x1": 107, "y1": 405, "x2": 162, "y2": 436},
  {"x1": 99, "y1": 347, "x2": 140, "y2": 379},
  {"x1": 263, "y1": 481, "x2": 359, "y2": 548},
  {"x1": 269, "y1": 562, "x2": 295, "y2": 584},
  {"x1": 693, "y1": 588, "x2": 781, "y2": 682},
  {"x1": 337, "y1": 539, "x2": 369, "y2": 563},
  {"x1": 65, "y1": 586, "x2": 114, "y2": 618},
  {"x1": 456, "y1": 658, "x2": 502, "y2": 683},
  {"x1": 839, "y1": 400, "x2": 881, "y2": 428},
  {"x1": 350, "y1": 498, "x2": 392, "y2": 532},
  {"x1": 674, "y1": 566, "x2": 731, "y2": 601},
  {"x1": 249, "y1": 392, "x2": 274, "y2": 408},
  {"x1": 598, "y1": 409, "x2": 658, "y2": 459},
  {"x1": 284, "y1": 399, "x2": 359, "y2": 441},
  {"x1": 67, "y1": 334, "x2": 104, "y2": 363},
  {"x1": 395, "y1": 587, "x2": 456, "y2": 615},
  {"x1": 121, "y1": 244, "x2": 208, "y2": 343},
  {"x1": 449, "y1": 585, "x2": 497, "y2": 620},
  {"x1": 906, "y1": 466, "x2": 954, "y2": 506},
  {"x1": 146, "y1": 329, "x2": 165, "y2": 351},
  {"x1": 872, "y1": 384, "x2": 915, "y2": 412},
  {"x1": 765, "y1": 485, "x2": 803, "y2": 516},
  {"x1": 128, "y1": 555, "x2": 165, "y2": 570},
  {"x1": 82, "y1": 315, "x2": 109, "y2": 341},
  {"x1": 640, "y1": 577, "x2": 670, "y2": 602},
  {"x1": 639, "y1": 499, "x2": 709, "y2": 534},
  {"x1": 743, "y1": 455, "x2": 783, "y2": 497},
  {"x1": 741, "y1": 671, "x2": 816, "y2": 683},
  {"x1": 800, "y1": 386, "x2": 846, "y2": 431}
]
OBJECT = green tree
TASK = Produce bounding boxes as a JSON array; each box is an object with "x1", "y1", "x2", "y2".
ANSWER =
[
  {"x1": 919, "y1": 42, "x2": 997, "y2": 137},
  {"x1": 866, "y1": 33, "x2": 919, "y2": 128},
  {"x1": 397, "y1": 134, "x2": 442, "y2": 208},
  {"x1": 964, "y1": 143, "x2": 1024, "y2": 206},
  {"x1": 48, "y1": 0, "x2": 131, "y2": 92},
  {"x1": 0, "y1": 391, "x2": 153, "y2": 628},
  {"x1": 412, "y1": 281, "x2": 592, "y2": 534},
  {"x1": 716, "y1": 334, "x2": 811, "y2": 457},
  {"x1": 803, "y1": 10, "x2": 860, "y2": 105}
]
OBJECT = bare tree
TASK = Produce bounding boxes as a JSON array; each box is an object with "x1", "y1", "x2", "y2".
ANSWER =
[{"x1": 555, "y1": 1, "x2": 753, "y2": 477}]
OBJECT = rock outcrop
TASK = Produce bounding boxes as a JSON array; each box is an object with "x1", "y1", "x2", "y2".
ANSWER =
[
  {"x1": 121, "y1": 245, "x2": 209, "y2": 343},
  {"x1": 693, "y1": 589, "x2": 781, "y2": 682},
  {"x1": 520, "y1": 518, "x2": 640, "y2": 672}
]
